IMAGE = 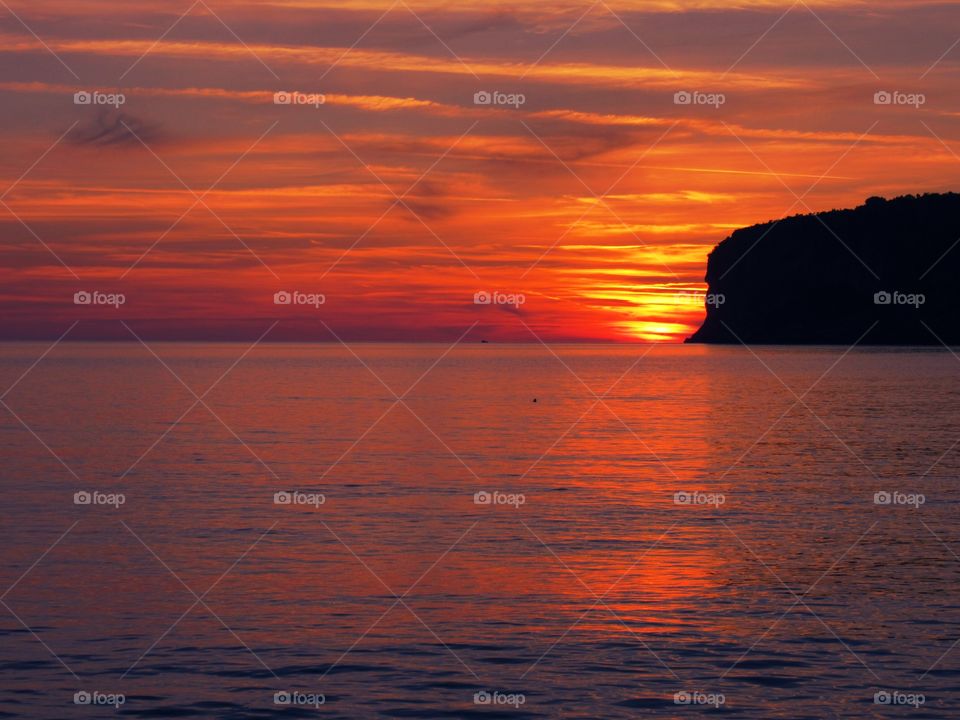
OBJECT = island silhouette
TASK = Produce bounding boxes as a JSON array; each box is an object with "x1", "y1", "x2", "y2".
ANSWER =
[{"x1": 687, "y1": 193, "x2": 960, "y2": 345}]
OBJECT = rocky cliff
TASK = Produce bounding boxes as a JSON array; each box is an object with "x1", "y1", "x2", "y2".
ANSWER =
[{"x1": 687, "y1": 193, "x2": 960, "y2": 345}]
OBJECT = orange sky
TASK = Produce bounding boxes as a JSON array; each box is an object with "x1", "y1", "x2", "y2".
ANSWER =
[{"x1": 1, "y1": 0, "x2": 959, "y2": 341}]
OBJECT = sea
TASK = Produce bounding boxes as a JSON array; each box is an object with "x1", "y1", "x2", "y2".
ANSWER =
[{"x1": 1, "y1": 342, "x2": 958, "y2": 718}]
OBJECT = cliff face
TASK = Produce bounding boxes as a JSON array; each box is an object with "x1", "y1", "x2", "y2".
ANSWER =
[{"x1": 686, "y1": 193, "x2": 960, "y2": 345}]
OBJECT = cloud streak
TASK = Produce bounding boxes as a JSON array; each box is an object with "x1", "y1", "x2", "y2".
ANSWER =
[{"x1": 0, "y1": 0, "x2": 958, "y2": 341}]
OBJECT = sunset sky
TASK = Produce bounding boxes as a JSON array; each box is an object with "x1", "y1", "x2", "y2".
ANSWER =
[{"x1": 1, "y1": 0, "x2": 959, "y2": 342}]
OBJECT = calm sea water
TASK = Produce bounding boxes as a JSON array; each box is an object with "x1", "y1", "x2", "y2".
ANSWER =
[{"x1": 1, "y1": 342, "x2": 959, "y2": 718}]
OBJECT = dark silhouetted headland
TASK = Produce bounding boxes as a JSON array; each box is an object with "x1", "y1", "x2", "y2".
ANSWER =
[{"x1": 687, "y1": 193, "x2": 960, "y2": 345}]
